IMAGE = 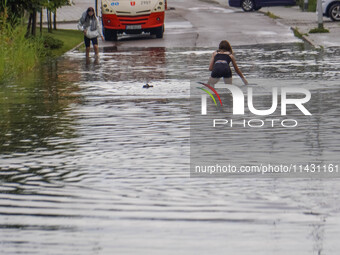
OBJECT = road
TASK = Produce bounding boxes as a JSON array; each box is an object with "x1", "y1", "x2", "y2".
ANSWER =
[{"x1": 98, "y1": 0, "x2": 301, "y2": 48}]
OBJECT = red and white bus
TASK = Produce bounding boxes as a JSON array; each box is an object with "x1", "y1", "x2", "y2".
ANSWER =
[{"x1": 101, "y1": 0, "x2": 166, "y2": 41}]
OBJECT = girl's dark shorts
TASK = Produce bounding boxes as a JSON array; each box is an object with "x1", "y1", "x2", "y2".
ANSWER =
[
  {"x1": 84, "y1": 36, "x2": 98, "y2": 48},
  {"x1": 211, "y1": 63, "x2": 232, "y2": 78}
]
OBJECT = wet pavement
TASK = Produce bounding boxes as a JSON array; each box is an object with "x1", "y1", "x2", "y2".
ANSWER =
[{"x1": 0, "y1": 43, "x2": 340, "y2": 254}]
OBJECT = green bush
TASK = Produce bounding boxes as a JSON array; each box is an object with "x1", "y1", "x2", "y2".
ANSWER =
[
  {"x1": 42, "y1": 35, "x2": 64, "y2": 50},
  {"x1": 297, "y1": 0, "x2": 303, "y2": 9},
  {"x1": 297, "y1": 0, "x2": 317, "y2": 12},
  {"x1": 308, "y1": 0, "x2": 317, "y2": 12}
]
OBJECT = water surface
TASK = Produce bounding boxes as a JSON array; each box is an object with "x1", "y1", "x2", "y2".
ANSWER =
[{"x1": 0, "y1": 44, "x2": 340, "y2": 254}]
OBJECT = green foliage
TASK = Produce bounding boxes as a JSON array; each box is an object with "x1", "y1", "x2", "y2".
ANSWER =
[
  {"x1": 309, "y1": 27, "x2": 330, "y2": 33},
  {"x1": 1, "y1": 0, "x2": 71, "y2": 18},
  {"x1": 1, "y1": 0, "x2": 72, "y2": 37},
  {"x1": 0, "y1": 20, "x2": 45, "y2": 82},
  {"x1": 0, "y1": 1, "x2": 80, "y2": 82},
  {"x1": 292, "y1": 27, "x2": 304, "y2": 39},
  {"x1": 41, "y1": 28, "x2": 83, "y2": 57},
  {"x1": 42, "y1": 34, "x2": 64, "y2": 50},
  {"x1": 0, "y1": 26, "x2": 83, "y2": 82},
  {"x1": 308, "y1": 0, "x2": 317, "y2": 12},
  {"x1": 264, "y1": 11, "x2": 280, "y2": 19},
  {"x1": 297, "y1": 0, "x2": 317, "y2": 12}
]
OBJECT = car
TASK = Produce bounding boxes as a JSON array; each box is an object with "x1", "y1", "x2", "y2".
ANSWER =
[
  {"x1": 323, "y1": 0, "x2": 340, "y2": 21},
  {"x1": 228, "y1": 0, "x2": 296, "y2": 12}
]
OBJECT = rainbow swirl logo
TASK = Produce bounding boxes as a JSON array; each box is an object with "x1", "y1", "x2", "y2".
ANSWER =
[{"x1": 196, "y1": 82, "x2": 223, "y2": 107}]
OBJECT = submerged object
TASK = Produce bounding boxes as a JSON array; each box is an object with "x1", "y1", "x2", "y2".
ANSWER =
[{"x1": 143, "y1": 83, "x2": 153, "y2": 88}]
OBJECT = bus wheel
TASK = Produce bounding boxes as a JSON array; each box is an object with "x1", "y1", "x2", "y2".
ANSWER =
[
  {"x1": 155, "y1": 25, "x2": 164, "y2": 39},
  {"x1": 104, "y1": 28, "x2": 118, "y2": 41}
]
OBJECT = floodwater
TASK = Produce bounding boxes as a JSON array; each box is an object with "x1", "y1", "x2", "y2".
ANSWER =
[{"x1": 0, "y1": 44, "x2": 340, "y2": 254}]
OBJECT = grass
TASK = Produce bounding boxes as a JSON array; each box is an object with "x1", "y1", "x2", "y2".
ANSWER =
[
  {"x1": 309, "y1": 27, "x2": 330, "y2": 33},
  {"x1": 0, "y1": 24, "x2": 83, "y2": 82},
  {"x1": 292, "y1": 27, "x2": 306, "y2": 39},
  {"x1": 41, "y1": 28, "x2": 83, "y2": 57},
  {"x1": 0, "y1": 24, "x2": 44, "y2": 82},
  {"x1": 297, "y1": 0, "x2": 316, "y2": 12},
  {"x1": 264, "y1": 11, "x2": 280, "y2": 19},
  {"x1": 307, "y1": 0, "x2": 317, "y2": 12}
]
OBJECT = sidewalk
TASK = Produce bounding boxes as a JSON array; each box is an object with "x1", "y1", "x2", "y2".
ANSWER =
[{"x1": 260, "y1": 6, "x2": 340, "y2": 48}]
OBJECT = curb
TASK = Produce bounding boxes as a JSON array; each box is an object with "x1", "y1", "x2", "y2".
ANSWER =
[
  {"x1": 259, "y1": 10, "x2": 319, "y2": 48},
  {"x1": 290, "y1": 27, "x2": 319, "y2": 48},
  {"x1": 66, "y1": 41, "x2": 84, "y2": 54}
]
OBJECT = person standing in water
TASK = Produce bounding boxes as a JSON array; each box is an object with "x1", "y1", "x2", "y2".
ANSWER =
[
  {"x1": 208, "y1": 40, "x2": 248, "y2": 86},
  {"x1": 78, "y1": 7, "x2": 104, "y2": 58}
]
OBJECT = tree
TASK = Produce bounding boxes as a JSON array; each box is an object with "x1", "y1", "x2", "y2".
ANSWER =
[
  {"x1": 1, "y1": 0, "x2": 71, "y2": 36},
  {"x1": 46, "y1": 0, "x2": 71, "y2": 32}
]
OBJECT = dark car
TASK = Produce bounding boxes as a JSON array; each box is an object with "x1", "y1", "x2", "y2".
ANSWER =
[{"x1": 229, "y1": 0, "x2": 296, "y2": 12}]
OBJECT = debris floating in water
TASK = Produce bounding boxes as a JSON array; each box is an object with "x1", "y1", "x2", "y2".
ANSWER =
[{"x1": 143, "y1": 83, "x2": 153, "y2": 88}]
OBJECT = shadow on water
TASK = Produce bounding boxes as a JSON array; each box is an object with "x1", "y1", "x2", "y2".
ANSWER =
[{"x1": 0, "y1": 43, "x2": 339, "y2": 255}]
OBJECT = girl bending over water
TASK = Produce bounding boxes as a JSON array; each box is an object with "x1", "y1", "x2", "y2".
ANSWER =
[{"x1": 208, "y1": 40, "x2": 248, "y2": 86}]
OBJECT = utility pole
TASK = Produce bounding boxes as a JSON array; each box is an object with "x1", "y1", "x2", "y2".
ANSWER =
[
  {"x1": 95, "y1": 0, "x2": 98, "y2": 16},
  {"x1": 317, "y1": 0, "x2": 324, "y2": 29}
]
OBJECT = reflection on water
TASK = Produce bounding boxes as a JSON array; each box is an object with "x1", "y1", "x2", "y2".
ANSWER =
[{"x1": 0, "y1": 44, "x2": 340, "y2": 254}]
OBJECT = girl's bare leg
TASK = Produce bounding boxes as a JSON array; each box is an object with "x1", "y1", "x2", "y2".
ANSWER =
[
  {"x1": 223, "y1": 77, "x2": 232, "y2": 84},
  {"x1": 94, "y1": 44, "x2": 99, "y2": 56},
  {"x1": 208, "y1": 77, "x2": 220, "y2": 87},
  {"x1": 86, "y1": 47, "x2": 90, "y2": 58}
]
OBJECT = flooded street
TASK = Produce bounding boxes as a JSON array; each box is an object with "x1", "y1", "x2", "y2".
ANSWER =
[{"x1": 1, "y1": 44, "x2": 340, "y2": 254}]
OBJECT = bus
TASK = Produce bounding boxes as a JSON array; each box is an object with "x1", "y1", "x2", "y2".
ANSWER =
[{"x1": 101, "y1": 0, "x2": 166, "y2": 41}]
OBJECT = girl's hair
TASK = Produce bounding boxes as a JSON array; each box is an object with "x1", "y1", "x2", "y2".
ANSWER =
[
  {"x1": 86, "y1": 7, "x2": 96, "y2": 20},
  {"x1": 219, "y1": 40, "x2": 233, "y2": 54}
]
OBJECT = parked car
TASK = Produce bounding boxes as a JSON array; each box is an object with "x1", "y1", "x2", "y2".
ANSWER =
[
  {"x1": 229, "y1": 0, "x2": 296, "y2": 12},
  {"x1": 323, "y1": 0, "x2": 340, "y2": 21}
]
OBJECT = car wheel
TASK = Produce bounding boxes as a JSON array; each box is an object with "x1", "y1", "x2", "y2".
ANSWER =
[
  {"x1": 241, "y1": 0, "x2": 255, "y2": 12},
  {"x1": 329, "y1": 3, "x2": 340, "y2": 21}
]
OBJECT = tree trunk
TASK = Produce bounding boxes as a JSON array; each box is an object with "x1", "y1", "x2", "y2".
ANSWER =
[
  {"x1": 46, "y1": 9, "x2": 49, "y2": 32},
  {"x1": 48, "y1": 9, "x2": 52, "y2": 33},
  {"x1": 46, "y1": 9, "x2": 52, "y2": 33},
  {"x1": 40, "y1": 8, "x2": 43, "y2": 35},
  {"x1": 26, "y1": 13, "x2": 32, "y2": 37},
  {"x1": 53, "y1": 11, "x2": 56, "y2": 30},
  {"x1": 31, "y1": 9, "x2": 37, "y2": 36}
]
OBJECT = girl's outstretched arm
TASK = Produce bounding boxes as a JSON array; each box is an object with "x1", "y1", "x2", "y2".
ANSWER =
[
  {"x1": 209, "y1": 51, "x2": 217, "y2": 71},
  {"x1": 230, "y1": 54, "x2": 248, "y2": 85}
]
